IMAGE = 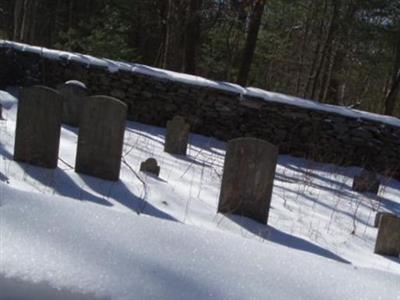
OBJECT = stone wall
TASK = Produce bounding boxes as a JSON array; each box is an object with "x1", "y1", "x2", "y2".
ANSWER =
[{"x1": 1, "y1": 43, "x2": 399, "y2": 180}]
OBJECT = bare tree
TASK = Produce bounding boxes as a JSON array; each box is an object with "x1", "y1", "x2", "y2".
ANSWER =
[
  {"x1": 183, "y1": 0, "x2": 203, "y2": 75},
  {"x1": 384, "y1": 35, "x2": 400, "y2": 115},
  {"x1": 237, "y1": 0, "x2": 266, "y2": 86}
]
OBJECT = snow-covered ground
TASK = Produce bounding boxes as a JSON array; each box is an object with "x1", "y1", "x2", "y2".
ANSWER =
[{"x1": 0, "y1": 89, "x2": 399, "y2": 299}]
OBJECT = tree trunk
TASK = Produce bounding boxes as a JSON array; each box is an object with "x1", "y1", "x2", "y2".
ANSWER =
[
  {"x1": 162, "y1": 0, "x2": 186, "y2": 71},
  {"x1": 50, "y1": 0, "x2": 62, "y2": 46},
  {"x1": 311, "y1": 0, "x2": 341, "y2": 100},
  {"x1": 296, "y1": 0, "x2": 314, "y2": 95},
  {"x1": 13, "y1": 0, "x2": 24, "y2": 41},
  {"x1": 325, "y1": 49, "x2": 345, "y2": 104},
  {"x1": 384, "y1": 35, "x2": 400, "y2": 116},
  {"x1": 28, "y1": 0, "x2": 38, "y2": 43},
  {"x1": 183, "y1": 0, "x2": 203, "y2": 74},
  {"x1": 384, "y1": 72, "x2": 400, "y2": 116},
  {"x1": 304, "y1": 0, "x2": 328, "y2": 98},
  {"x1": 161, "y1": 0, "x2": 172, "y2": 69},
  {"x1": 236, "y1": 0, "x2": 266, "y2": 86},
  {"x1": 324, "y1": 2, "x2": 357, "y2": 105}
]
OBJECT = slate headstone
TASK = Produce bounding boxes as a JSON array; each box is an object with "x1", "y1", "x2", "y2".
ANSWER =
[
  {"x1": 218, "y1": 137, "x2": 278, "y2": 224},
  {"x1": 374, "y1": 214, "x2": 400, "y2": 256},
  {"x1": 58, "y1": 80, "x2": 89, "y2": 127},
  {"x1": 164, "y1": 116, "x2": 190, "y2": 155},
  {"x1": 374, "y1": 212, "x2": 394, "y2": 228},
  {"x1": 140, "y1": 158, "x2": 160, "y2": 177},
  {"x1": 75, "y1": 96, "x2": 127, "y2": 181},
  {"x1": 352, "y1": 169, "x2": 380, "y2": 194},
  {"x1": 14, "y1": 86, "x2": 62, "y2": 168}
]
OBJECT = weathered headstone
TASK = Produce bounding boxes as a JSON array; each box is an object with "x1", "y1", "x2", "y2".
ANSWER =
[
  {"x1": 164, "y1": 116, "x2": 190, "y2": 155},
  {"x1": 75, "y1": 96, "x2": 127, "y2": 181},
  {"x1": 218, "y1": 137, "x2": 278, "y2": 224},
  {"x1": 140, "y1": 158, "x2": 160, "y2": 177},
  {"x1": 14, "y1": 86, "x2": 62, "y2": 168},
  {"x1": 352, "y1": 169, "x2": 380, "y2": 194},
  {"x1": 374, "y1": 212, "x2": 394, "y2": 228},
  {"x1": 58, "y1": 80, "x2": 89, "y2": 127},
  {"x1": 374, "y1": 214, "x2": 400, "y2": 256}
]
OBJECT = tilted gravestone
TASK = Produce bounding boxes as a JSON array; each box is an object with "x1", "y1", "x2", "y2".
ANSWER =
[
  {"x1": 140, "y1": 158, "x2": 160, "y2": 177},
  {"x1": 75, "y1": 96, "x2": 127, "y2": 181},
  {"x1": 352, "y1": 169, "x2": 380, "y2": 194},
  {"x1": 164, "y1": 116, "x2": 190, "y2": 155},
  {"x1": 58, "y1": 80, "x2": 89, "y2": 127},
  {"x1": 14, "y1": 86, "x2": 62, "y2": 168},
  {"x1": 374, "y1": 214, "x2": 400, "y2": 256},
  {"x1": 374, "y1": 212, "x2": 394, "y2": 228},
  {"x1": 218, "y1": 137, "x2": 279, "y2": 224}
]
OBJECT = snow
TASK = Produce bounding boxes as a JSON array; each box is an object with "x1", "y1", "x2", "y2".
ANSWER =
[
  {"x1": 1, "y1": 40, "x2": 399, "y2": 128},
  {"x1": 1, "y1": 183, "x2": 400, "y2": 300},
  {"x1": 0, "y1": 40, "x2": 246, "y2": 95},
  {"x1": 0, "y1": 88, "x2": 400, "y2": 299},
  {"x1": 64, "y1": 80, "x2": 88, "y2": 89},
  {"x1": 246, "y1": 87, "x2": 400, "y2": 128}
]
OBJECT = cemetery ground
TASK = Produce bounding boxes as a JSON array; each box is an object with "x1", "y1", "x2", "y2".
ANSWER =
[{"x1": 0, "y1": 88, "x2": 399, "y2": 299}]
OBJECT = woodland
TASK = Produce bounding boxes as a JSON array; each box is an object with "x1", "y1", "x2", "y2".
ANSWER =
[{"x1": 0, "y1": 0, "x2": 399, "y2": 116}]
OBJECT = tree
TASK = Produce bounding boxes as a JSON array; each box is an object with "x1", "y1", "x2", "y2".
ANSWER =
[
  {"x1": 237, "y1": 0, "x2": 266, "y2": 86},
  {"x1": 1, "y1": 0, "x2": 399, "y2": 116},
  {"x1": 183, "y1": 0, "x2": 203, "y2": 74},
  {"x1": 384, "y1": 36, "x2": 400, "y2": 115}
]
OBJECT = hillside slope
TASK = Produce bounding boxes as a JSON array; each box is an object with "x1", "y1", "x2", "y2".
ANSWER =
[{"x1": 0, "y1": 89, "x2": 399, "y2": 299}]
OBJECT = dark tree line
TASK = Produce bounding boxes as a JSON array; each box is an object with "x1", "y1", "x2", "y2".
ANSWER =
[{"x1": 0, "y1": 0, "x2": 399, "y2": 116}]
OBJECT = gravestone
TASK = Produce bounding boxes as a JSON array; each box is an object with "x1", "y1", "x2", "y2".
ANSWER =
[
  {"x1": 374, "y1": 214, "x2": 400, "y2": 256},
  {"x1": 140, "y1": 158, "x2": 160, "y2": 177},
  {"x1": 352, "y1": 169, "x2": 380, "y2": 194},
  {"x1": 164, "y1": 116, "x2": 190, "y2": 155},
  {"x1": 75, "y1": 96, "x2": 127, "y2": 181},
  {"x1": 14, "y1": 86, "x2": 62, "y2": 168},
  {"x1": 58, "y1": 80, "x2": 89, "y2": 127},
  {"x1": 218, "y1": 137, "x2": 278, "y2": 224},
  {"x1": 374, "y1": 212, "x2": 394, "y2": 228}
]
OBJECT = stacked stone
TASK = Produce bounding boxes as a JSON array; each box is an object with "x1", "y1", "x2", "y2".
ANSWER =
[{"x1": 3, "y1": 45, "x2": 400, "y2": 181}]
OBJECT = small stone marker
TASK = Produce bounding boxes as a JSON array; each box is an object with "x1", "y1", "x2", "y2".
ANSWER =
[
  {"x1": 352, "y1": 169, "x2": 380, "y2": 194},
  {"x1": 374, "y1": 214, "x2": 400, "y2": 256},
  {"x1": 58, "y1": 80, "x2": 89, "y2": 127},
  {"x1": 75, "y1": 96, "x2": 127, "y2": 181},
  {"x1": 218, "y1": 137, "x2": 278, "y2": 224},
  {"x1": 164, "y1": 116, "x2": 190, "y2": 155},
  {"x1": 14, "y1": 86, "x2": 62, "y2": 168},
  {"x1": 140, "y1": 158, "x2": 160, "y2": 177},
  {"x1": 374, "y1": 212, "x2": 394, "y2": 228}
]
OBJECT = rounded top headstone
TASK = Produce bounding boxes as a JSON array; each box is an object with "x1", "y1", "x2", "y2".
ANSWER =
[
  {"x1": 87, "y1": 95, "x2": 127, "y2": 110},
  {"x1": 58, "y1": 80, "x2": 89, "y2": 96},
  {"x1": 144, "y1": 158, "x2": 158, "y2": 167},
  {"x1": 229, "y1": 137, "x2": 279, "y2": 154},
  {"x1": 169, "y1": 116, "x2": 189, "y2": 127}
]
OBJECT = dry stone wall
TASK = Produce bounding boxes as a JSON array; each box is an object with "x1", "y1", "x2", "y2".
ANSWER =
[{"x1": 1, "y1": 44, "x2": 399, "y2": 180}]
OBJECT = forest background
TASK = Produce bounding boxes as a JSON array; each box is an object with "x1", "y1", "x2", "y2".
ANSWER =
[{"x1": 1, "y1": 0, "x2": 399, "y2": 116}]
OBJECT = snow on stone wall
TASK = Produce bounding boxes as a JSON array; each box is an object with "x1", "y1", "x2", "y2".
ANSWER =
[{"x1": 1, "y1": 41, "x2": 399, "y2": 179}]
